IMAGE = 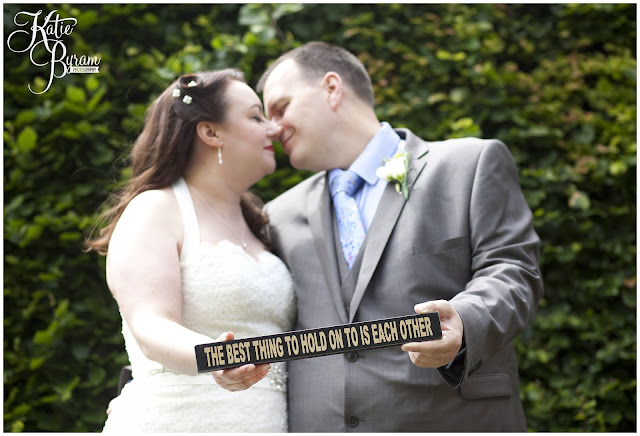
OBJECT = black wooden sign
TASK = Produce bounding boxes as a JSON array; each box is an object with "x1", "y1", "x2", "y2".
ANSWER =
[{"x1": 195, "y1": 312, "x2": 442, "y2": 372}]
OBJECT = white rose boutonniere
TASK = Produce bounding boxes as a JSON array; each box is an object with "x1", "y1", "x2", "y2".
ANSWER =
[{"x1": 376, "y1": 144, "x2": 411, "y2": 199}]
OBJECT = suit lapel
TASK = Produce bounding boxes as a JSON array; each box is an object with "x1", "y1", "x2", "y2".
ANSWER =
[
  {"x1": 307, "y1": 174, "x2": 349, "y2": 323},
  {"x1": 348, "y1": 133, "x2": 430, "y2": 321}
]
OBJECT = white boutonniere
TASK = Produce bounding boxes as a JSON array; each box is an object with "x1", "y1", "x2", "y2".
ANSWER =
[{"x1": 376, "y1": 144, "x2": 411, "y2": 199}]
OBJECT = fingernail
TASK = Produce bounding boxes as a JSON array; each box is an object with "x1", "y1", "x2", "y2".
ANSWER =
[{"x1": 262, "y1": 364, "x2": 271, "y2": 372}]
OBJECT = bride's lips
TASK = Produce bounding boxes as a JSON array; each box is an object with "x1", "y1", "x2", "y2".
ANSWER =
[{"x1": 264, "y1": 144, "x2": 274, "y2": 152}]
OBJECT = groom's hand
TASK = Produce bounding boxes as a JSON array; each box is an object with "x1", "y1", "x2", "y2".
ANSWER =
[
  {"x1": 401, "y1": 300, "x2": 464, "y2": 368},
  {"x1": 210, "y1": 331, "x2": 271, "y2": 391}
]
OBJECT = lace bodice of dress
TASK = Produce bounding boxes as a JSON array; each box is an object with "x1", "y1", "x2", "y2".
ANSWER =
[{"x1": 121, "y1": 178, "x2": 296, "y2": 387}]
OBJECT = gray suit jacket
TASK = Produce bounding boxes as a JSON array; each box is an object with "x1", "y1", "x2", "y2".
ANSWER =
[{"x1": 266, "y1": 129, "x2": 543, "y2": 432}]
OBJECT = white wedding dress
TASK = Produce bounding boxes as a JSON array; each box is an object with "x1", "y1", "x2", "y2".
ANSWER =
[{"x1": 103, "y1": 178, "x2": 296, "y2": 432}]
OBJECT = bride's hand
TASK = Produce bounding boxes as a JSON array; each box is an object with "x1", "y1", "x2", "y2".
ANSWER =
[{"x1": 210, "y1": 331, "x2": 271, "y2": 392}]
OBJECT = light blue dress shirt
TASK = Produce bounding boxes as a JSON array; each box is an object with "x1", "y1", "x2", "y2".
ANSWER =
[{"x1": 328, "y1": 122, "x2": 404, "y2": 231}]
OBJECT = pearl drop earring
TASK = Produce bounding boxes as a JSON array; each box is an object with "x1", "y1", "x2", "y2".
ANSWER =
[{"x1": 218, "y1": 147, "x2": 223, "y2": 164}]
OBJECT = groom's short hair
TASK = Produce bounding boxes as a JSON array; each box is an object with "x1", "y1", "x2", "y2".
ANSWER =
[{"x1": 256, "y1": 41, "x2": 375, "y2": 108}]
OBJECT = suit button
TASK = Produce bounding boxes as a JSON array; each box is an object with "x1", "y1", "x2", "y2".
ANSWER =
[
  {"x1": 346, "y1": 415, "x2": 360, "y2": 427},
  {"x1": 346, "y1": 352, "x2": 358, "y2": 362}
]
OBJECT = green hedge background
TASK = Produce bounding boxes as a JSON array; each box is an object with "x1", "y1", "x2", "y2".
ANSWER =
[{"x1": 3, "y1": 3, "x2": 636, "y2": 432}]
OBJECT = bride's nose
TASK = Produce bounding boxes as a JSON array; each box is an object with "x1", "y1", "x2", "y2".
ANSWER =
[{"x1": 266, "y1": 121, "x2": 282, "y2": 140}]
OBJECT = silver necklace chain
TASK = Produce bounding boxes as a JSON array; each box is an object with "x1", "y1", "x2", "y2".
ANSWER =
[{"x1": 189, "y1": 185, "x2": 247, "y2": 250}]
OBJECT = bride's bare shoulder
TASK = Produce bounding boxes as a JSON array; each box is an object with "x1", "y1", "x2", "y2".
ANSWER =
[
  {"x1": 128, "y1": 187, "x2": 175, "y2": 210},
  {"x1": 112, "y1": 186, "x2": 182, "y2": 242}
]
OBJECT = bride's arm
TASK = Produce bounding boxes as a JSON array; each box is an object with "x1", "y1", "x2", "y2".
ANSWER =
[
  {"x1": 106, "y1": 189, "x2": 212, "y2": 375},
  {"x1": 107, "y1": 189, "x2": 272, "y2": 388}
]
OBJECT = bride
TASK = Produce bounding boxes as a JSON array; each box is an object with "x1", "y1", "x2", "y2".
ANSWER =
[{"x1": 85, "y1": 69, "x2": 296, "y2": 432}]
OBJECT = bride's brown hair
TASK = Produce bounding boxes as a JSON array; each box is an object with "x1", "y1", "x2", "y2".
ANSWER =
[{"x1": 85, "y1": 69, "x2": 271, "y2": 255}]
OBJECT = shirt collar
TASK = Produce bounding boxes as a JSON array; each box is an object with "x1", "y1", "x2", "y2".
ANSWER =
[{"x1": 329, "y1": 122, "x2": 402, "y2": 186}]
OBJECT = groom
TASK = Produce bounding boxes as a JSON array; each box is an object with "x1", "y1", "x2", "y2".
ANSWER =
[
  {"x1": 256, "y1": 42, "x2": 542, "y2": 432},
  {"x1": 216, "y1": 41, "x2": 543, "y2": 431}
]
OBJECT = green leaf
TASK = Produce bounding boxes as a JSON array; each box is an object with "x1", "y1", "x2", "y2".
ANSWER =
[
  {"x1": 273, "y1": 3, "x2": 304, "y2": 20},
  {"x1": 16, "y1": 127, "x2": 38, "y2": 152},
  {"x1": 59, "y1": 232, "x2": 81, "y2": 241},
  {"x1": 66, "y1": 85, "x2": 87, "y2": 104},
  {"x1": 85, "y1": 75, "x2": 100, "y2": 92},
  {"x1": 568, "y1": 190, "x2": 591, "y2": 210},
  {"x1": 609, "y1": 160, "x2": 628, "y2": 176},
  {"x1": 239, "y1": 4, "x2": 270, "y2": 27},
  {"x1": 29, "y1": 356, "x2": 46, "y2": 370},
  {"x1": 15, "y1": 110, "x2": 35, "y2": 128}
]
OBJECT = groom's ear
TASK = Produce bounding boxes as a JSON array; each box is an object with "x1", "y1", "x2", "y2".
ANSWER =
[
  {"x1": 196, "y1": 121, "x2": 223, "y2": 147},
  {"x1": 322, "y1": 71, "x2": 343, "y2": 111}
]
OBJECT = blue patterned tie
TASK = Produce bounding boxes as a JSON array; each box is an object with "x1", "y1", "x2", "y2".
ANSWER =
[{"x1": 330, "y1": 170, "x2": 365, "y2": 269}]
